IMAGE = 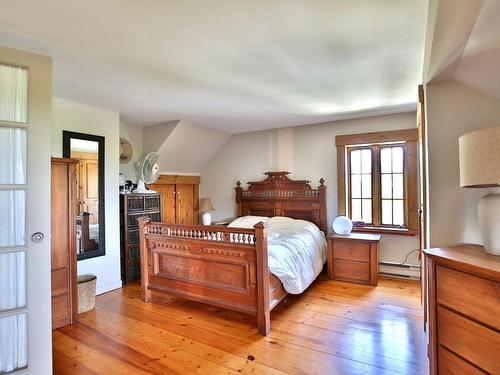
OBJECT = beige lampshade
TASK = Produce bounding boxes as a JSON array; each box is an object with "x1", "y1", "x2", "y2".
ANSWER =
[
  {"x1": 459, "y1": 126, "x2": 500, "y2": 188},
  {"x1": 199, "y1": 198, "x2": 215, "y2": 212}
]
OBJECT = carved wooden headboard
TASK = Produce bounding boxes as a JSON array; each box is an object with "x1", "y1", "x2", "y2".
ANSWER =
[{"x1": 235, "y1": 171, "x2": 328, "y2": 234}]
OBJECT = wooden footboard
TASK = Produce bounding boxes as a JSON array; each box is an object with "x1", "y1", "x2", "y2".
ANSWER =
[{"x1": 138, "y1": 218, "x2": 275, "y2": 335}]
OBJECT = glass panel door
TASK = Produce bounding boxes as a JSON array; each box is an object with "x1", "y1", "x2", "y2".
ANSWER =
[{"x1": 0, "y1": 64, "x2": 29, "y2": 374}]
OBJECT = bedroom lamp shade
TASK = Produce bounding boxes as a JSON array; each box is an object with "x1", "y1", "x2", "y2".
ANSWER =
[
  {"x1": 200, "y1": 198, "x2": 215, "y2": 225},
  {"x1": 459, "y1": 126, "x2": 500, "y2": 188},
  {"x1": 199, "y1": 198, "x2": 215, "y2": 212},
  {"x1": 459, "y1": 126, "x2": 500, "y2": 255}
]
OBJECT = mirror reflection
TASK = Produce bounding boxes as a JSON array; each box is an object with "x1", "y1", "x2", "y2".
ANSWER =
[
  {"x1": 63, "y1": 131, "x2": 105, "y2": 260},
  {"x1": 71, "y1": 139, "x2": 100, "y2": 254}
]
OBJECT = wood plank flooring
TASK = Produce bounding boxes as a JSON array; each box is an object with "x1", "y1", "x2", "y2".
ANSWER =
[{"x1": 53, "y1": 276, "x2": 428, "y2": 374}]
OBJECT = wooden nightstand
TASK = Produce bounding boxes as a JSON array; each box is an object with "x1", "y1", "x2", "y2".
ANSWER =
[
  {"x1": 213, "y1": 220, "x2": 233, "y2": 227},
  {"x1": 327, "y1": 233, "x2": 381, "y2": 286}
]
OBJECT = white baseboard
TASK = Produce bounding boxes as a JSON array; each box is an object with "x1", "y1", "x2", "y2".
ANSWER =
[
  {"x1": 96, "y1": 280, "x2": 122, "y2": 295},
  {"x1": 379, "y1": 262, "x2": 420, "y2": 280}
]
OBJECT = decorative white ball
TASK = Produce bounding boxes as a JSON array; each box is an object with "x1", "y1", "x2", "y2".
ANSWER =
[{"x1": 332, "y1": 216, "x2": 353, "y2": 234}]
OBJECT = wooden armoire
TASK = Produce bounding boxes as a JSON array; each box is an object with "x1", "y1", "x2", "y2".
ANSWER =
[
  {"x1": 51, "y1": 157, "x2": 78, "y2": 329},
  {"x1": 148, "y1": 175, "x2": 200, "y2": 224},
  {"x1": 71, "y1": 151, "x2": 99, "y2": 224}
]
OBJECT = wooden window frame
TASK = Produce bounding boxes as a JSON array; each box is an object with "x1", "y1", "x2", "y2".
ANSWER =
[
  {"x1": 347, "y1": 146, "x2": 374, "y2": 225},
  {"x1": 337, "y1": 129, "x2": 419, "y2": 235}
]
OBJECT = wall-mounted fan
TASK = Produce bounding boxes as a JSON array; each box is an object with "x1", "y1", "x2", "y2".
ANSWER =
[{"x1": 134, "y1": 152, "x2": 160, "y2": 193}]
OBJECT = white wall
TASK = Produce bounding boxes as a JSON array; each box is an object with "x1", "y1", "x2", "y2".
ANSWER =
[
  {"x1": 119, "y1": 121, "x2": 143, "y2": 183},
  {"x1": 143, "y1": 120, "x2": 178, "y2": 154},
  {"x1": 426, "y1": 80, "x2": 500, "y2": 247},
  {"x1": 144, "y1": 120, "x2": 230, "y2": 175},
  {"x1": 52, "y1": 98, "x2": 121, "y2": 294},
  {"x1": 201, "y1": 112, "x2": 420, "y2": 265}
]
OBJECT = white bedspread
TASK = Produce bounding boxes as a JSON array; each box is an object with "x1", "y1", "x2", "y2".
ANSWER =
[{"x1": 228, "y1": 216, "x2": 327, "y2": 294}]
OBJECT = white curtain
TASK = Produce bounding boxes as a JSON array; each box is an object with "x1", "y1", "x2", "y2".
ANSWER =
[
  {"x1": 0, "y1": 190, "x2": 26, "y2": 248},
  {"x1": 0, "y1": 127, "x2": 26, "y2": 185},
  {"x1": 0, "y1": 314, "x2": 27, "y2": 373},
  {"x1": 0, "y1": 252, "x2": 26, "y2": 311},
  {"x1": 0, "y1": 63, "x2": 29, "y2": 373},
  {"x1": 0, "y1": 64, "x2": 28, "y2": 123}
]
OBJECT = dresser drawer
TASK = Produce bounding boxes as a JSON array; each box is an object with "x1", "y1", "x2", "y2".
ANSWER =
[
  {"x1": 333, "y1": 260, "x2": 370, "y2": 283},
  {"x1": 128, "y1": 229, "x2": 140, "y2": 244},
  {"x1": 438, "y1": 346, "x2": 484, "y2": 375},
  {"x1": 128, "y1": 246, "x2": 140, "y2": 261},
  {"x1": 333, "y1": 241, "x2": 370, "y2": 262},
  {"x1": 127, "y1": 261, "x2": 141, "y2": 282},
  {"x1": 437, "y1": 266, "x2": 500, "y2": 330},
  {"x1": 438, "y1": 306, "x2": 500, "y2": 374}
]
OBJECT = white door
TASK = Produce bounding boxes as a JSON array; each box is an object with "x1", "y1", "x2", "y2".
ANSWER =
[{"x1": 1, "y1": 48, "x2": 53, "y2": 374}]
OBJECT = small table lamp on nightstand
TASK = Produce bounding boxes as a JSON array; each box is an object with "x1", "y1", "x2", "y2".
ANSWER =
[
  {"x1": 200, "y1": 198, "x2": 215, "y2": 225},
  {"x1": 459, "y1": 126, "x2": 500, "y2": 255}
]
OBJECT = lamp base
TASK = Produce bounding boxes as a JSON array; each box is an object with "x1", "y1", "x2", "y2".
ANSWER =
[
  {"x1": 202, "y1": 212, "x2": 212, "y2": 226},
  {"x1": 478, "y1": 191, "x2": 500, "y2": 256}
]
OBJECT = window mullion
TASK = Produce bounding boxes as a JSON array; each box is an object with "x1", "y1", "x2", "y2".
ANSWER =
[
  {"x1": 347, "y1": 149, "x2": 352, "y2": 220},
  {"x1": 403, "y1": 143, "x2": 409, "y2": 227},
  {"x1": 372, "y1": 145, "x2": 381, "y2": 227}
]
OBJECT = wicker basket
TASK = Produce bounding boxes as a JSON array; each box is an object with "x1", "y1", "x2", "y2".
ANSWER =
[{"x1": 77, "y1": 274, "x2": 97, "y2": 314}]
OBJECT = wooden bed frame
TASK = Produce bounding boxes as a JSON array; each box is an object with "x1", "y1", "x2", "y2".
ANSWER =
[{"x1": 139, "y1": 171, "x2": 327, "y2": 335}]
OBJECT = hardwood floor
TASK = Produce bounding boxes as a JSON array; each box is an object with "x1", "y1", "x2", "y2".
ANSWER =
[{"x1": 53, "y1": 275, "x2": 428, "y2": 374}]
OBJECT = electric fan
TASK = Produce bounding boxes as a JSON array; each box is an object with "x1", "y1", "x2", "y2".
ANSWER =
[{"x1": 134, "y1": 152, "x2": 160, "y2": 193}]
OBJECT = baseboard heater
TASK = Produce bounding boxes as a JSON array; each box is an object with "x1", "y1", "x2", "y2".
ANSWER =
[{"x1": 379, "y1": 261, "x2": 420, "y2": 280}]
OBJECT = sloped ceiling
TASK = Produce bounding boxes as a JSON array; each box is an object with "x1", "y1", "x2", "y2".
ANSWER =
[
  {"x1": 143, "y1": 121, "x2": 230, "y2": 174},
  {"x1": 453, "y1": 0, "x2": 500, "y2": 101},
  {"x1": 424, "y1": 0, "x2": 500, "y2": 101}
]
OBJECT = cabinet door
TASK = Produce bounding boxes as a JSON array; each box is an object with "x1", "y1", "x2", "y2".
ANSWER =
[
  {"x1": 176, "y1": 184, "x2": 195, "y2": 224},
  {"x1": 51, "y1": 160, "x2": 77, "y2": 330},
  {"x1": 154, "y1": 184, "x2": 176, "y2": 224},
  {"x1": 84, "y1": 160, "x2": 99, "y2": 199}
]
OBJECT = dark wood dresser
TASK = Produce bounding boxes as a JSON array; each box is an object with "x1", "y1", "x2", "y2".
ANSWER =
[
  {"x1": 327, "y1": 233, "x2": 381, "y2": 285},
  {"x1": 424, "y1": 245, "x2": 500, "y2": 374},
  {"x1": 120, "y1": 193, "x2": 161, "y2": 283}
]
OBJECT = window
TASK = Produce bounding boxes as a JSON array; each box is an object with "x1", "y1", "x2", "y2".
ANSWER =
[
  {"x1": 0, "y1": 64, "x2": 28, "y2": 123},
  {"x1": 337, "y1": 129, "x2": 419, "y2": 234}
]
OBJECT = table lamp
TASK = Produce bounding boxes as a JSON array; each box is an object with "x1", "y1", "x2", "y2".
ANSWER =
[
  {"x1": 459, "y1": 126, "x2": 500, "y2": 255},
  {"x1": 200, "y1": 198, "x2": 215, "y2": 225}
]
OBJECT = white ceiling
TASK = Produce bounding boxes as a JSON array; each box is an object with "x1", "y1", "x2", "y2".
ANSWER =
[{"x1": 0, "y1": 0, "x2": 426, "y2": 133}]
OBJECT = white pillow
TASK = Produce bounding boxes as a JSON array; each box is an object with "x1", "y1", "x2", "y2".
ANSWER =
[{"x1": 228, "y1": 215, "x2": 270, "y2": 228}]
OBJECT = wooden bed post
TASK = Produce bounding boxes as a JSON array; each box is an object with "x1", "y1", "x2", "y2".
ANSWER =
[
  {"x1": 235, "y1": 181, "x2": 243, "y2": 217},
  {"x1": 254, "y1": 221, "x2": 270, "y2": 335},
  {"x1": 318, "y1": 178, "x2": 328, "y2": 234},
  {"x1": 138, "y1": 217, "x2": 151, "y2": 301}
]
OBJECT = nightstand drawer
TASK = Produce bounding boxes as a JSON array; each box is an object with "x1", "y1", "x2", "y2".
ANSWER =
[
  {"x1": 327, "y1": 233, "x2": 380, "y2": 286},
  {"x1": 438, "y1": 306, "x2": 500, "y2": 374},
  {"x1": 333, "y1": 241, "x2": 370, "y2": 262},
  {"x1": 437, "y1": 265, "x2": 500, "y2": 330},
  {"x1": 333, "y1": 260, "x2": 370, "y2": 283}
]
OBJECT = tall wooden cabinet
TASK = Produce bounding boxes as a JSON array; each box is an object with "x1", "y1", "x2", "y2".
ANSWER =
[
  {"x1": 120, "y1": 193, "x2": 162, "y2": 283},
  {"x1": 51, "y1": 158, "x2": 78, "y2": 329},
  {"x1": 149, "y1": 175, "x2": 200, "y2": 225},
  {"x1": 72, "y1": 151, "x2": 99, "y2": 224}
]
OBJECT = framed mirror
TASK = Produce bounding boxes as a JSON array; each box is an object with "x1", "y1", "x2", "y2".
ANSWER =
[{"x1": 63, "y1": 131, "x2": 105, "y2": 260}]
